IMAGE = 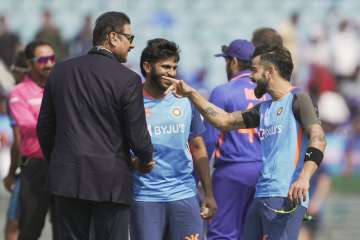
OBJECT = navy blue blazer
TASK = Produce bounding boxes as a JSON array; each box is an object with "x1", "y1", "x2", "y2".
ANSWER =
[{"x1": 37, "y1": 47, "x2": 153, "y2": 204}]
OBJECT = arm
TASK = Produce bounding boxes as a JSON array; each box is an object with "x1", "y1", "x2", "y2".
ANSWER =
[
  {"x1": 37, "y1": 78, "x2": 56, "y2": 162},
  {"x1": 288, "y1": 93, "x2": 327, "y2": 203},
  {"x1": 163, "y1": 76, "x2": 246, "y2": 131},
  {"x1": 189, "y1": 136, "x2": 217, "y2": 219},
  {"x1": 122, "y1": 74, "x2": 153, "y2": 163},
  {"x1": 343, "y1": 135, "x2": 355, "y2": 177},
  {"x1": 2, "y1": 127, "x2": 20, "y2": 192}
]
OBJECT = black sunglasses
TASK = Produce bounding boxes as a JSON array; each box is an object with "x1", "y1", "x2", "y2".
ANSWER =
[
  {"x1": 116, "y1": 32, "x2": 135, "y2": 44},
  {"x1": 32, "y1": 55, "x2": 56, "y2": 65}
]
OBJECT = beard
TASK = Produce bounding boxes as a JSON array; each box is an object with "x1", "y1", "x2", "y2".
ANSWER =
[
  {"x1": 40, "y1": 67, "x2": 53, "y2": 78},
  {"x1": 150, "y1": 66, "x2": 167, "y2": 91},
  {"x1": 254, "y1": 74, "x2": 268, "y2": 98},
  {"x1": 254, "y1": 84, "x2": 267, "y2": 98}
]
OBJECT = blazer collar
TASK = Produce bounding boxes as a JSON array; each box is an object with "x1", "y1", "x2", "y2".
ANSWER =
[{"x1": 88, "y1": 46, "x2": 117, "y2": 61}]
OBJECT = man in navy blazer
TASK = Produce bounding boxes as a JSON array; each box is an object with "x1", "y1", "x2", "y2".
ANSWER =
[{"x1": 37, "y1": 11, "x2": 154, "y2": 240}]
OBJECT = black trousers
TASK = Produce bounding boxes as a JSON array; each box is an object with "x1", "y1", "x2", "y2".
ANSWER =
[
  {"x1": 54, "y1": 195, "x2": 130, "y2": 240},
  {"x1": 18, "y1": 158, "x2": 58, "y2": 240}
]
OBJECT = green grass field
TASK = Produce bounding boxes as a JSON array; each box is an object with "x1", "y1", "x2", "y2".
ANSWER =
[{"x1": 331, "y1": 175, "x2": 360, "y2": 193}]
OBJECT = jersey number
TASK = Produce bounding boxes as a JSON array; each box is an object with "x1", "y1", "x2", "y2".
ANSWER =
[{"x1": 238, "y1": 103, "x2": 257, "y2": 143}]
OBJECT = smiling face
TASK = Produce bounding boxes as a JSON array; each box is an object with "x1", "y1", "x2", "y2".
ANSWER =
[
  {"x1": 147, "y1": 56, "x2": 178, "y2": 91},
  {"x1": 31, "y1": 45, "x2": 55, "y2": 78},
  {"x1": 250, "y1": 55, "x2": 270, "y2": 98}
]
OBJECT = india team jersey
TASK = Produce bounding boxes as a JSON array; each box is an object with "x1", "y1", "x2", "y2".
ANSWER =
[
  {"x1": 255, "y1": 91, "x2": 309, "y2": 207},
  {"x1": 203, "y1": 70, "x2": 267, "y2": 166},
  {"x1": 133, "y1": 91, "x2": 205, "y2": 202}
]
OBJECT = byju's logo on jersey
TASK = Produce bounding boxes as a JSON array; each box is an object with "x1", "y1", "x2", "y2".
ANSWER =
[
  {"x1": 171, "y1": 106, "x2": 183, "y2": 118},
  {"x1": 259, "y1": 124, "x2": 282, "y2": 140}
]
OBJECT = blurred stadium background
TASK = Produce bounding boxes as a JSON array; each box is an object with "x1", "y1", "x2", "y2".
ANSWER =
[{"x1": 1, "y1": 0, "x2": 360, "y2": 239}]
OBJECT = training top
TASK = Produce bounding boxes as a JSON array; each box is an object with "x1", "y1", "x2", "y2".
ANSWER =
[
  {"x1": 242, "y1": 89, "x2": 320, "y2": 207},
  {"x1": 9, "y1": 76, "x2": 44, "y2": 159},
  {"x1": 203, "y1": 70, "x2": 268, "y2": 166},
  {"x1": 133, "y1": 90, "x2": 205, "y2": 202}
]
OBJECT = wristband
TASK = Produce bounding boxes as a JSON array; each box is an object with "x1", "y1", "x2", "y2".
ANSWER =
[{"x1": 304, "y1": 147, "x2": 323, "y2": 167}]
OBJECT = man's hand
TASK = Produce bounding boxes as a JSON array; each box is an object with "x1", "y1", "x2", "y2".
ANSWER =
[
  {"x1": 131, "y1": 157, "x2": 155, "y2": 173},
  {"x1": 162, "y1": 76, "x2": 195, "y2": 98},
  {"x1": 200, "y1": 195, "x2": 217, "y2": 219},
  {"x1": 288, "y1": 175, "x2": 310, "y2": 204},
  {"x1": 3, "y1": 174, "x2": 16, "y2": 192},
  {"x1": 0, "y1": 133, "x2": 9, "y2": 148}
]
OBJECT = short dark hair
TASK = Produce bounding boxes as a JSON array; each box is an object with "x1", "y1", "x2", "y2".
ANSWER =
[
  {"x1": 10, "y1": 50, "x2": 29, "y2": 73},
  {"x1": 93, "y1": 11, "x2": 130, "y2": 46},
  {"x1": 252, "y1": 27, "x2": 283, "y2": 48},
  {"x1": 253, "y1": 46, "x2": 293, "y2": 81},
  {"x1": 238, "y1": 59, "x2": 252, "y2": 70},
  {"x1": 13, "y1": 51, "x2": 28, "y2": 69},
  {"x1": 24, "y1": 40, "x2": 53, "y2": 60},
  {"x1": 140, "y1": 38, "x2": 180, "y2": 77}
]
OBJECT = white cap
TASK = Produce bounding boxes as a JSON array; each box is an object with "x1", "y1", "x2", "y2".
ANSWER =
[{"x1": 318, "y1": 91, "x2": 350, "y2": 124}]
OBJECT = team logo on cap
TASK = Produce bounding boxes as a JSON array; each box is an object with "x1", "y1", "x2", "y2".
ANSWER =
[
  {"x1": 171, "y1": 106, "x2": 183, "y2": 118},
  {"x1": 277, "y1": 107, "x2": 283, "y2": 116}
]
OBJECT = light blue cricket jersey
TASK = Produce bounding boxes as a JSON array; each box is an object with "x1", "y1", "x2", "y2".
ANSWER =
[
  {"x1": 255, "y1": 91, "x2": 309, "y2": 207},
  {"x1": 133, "y1": 91, "x2": 205, "y2": 202}
]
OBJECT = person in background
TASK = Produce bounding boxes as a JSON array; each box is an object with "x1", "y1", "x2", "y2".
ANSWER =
[
  {"x1": 0, "y1": 16, "x2": 21, "y2": 68},
  {"x1": 3, "y1": 50, "x2": 28, "y2": 240},
  {"x1": 251, "y1": 27, "x2": 283, "y2": 48},
  {"x1": 203, "y1": 39, "x2": 265, "y2": 240},
  {"x1": 35, "y1": 9, "x2": 68, "y2": 60},
  {"x1": 70, "y1": 14, "x2": 93, "y2": 56},
  {"x1": 9, "y1": 41, "x2": 57, "y2": 240},
  {"x1": 299, "y1": 91, "x2": 350, "y2": 240}
]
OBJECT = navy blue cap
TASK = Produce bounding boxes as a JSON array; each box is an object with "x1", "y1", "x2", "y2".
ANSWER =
[{"x1": 214, "y1": 39, "x2": 255, "y2": 60}]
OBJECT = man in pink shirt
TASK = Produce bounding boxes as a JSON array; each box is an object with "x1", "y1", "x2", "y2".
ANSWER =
[{"x1": 8, "y1": 40, "x2": 56, "y2": 240}]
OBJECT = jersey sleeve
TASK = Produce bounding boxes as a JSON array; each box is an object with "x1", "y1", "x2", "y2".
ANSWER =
[
  {"x1": 8, "y1": 89, "x2": 38, "y2": 138},
  {"x1": 189, "y1": 103, "x2": 206, "y2": 139},
  {"x1": 242, "y1": 104, "x2": 261, "y2": 128},
  {"x1": 292, "y1": 92, "x2": 320, "y2": 128}
]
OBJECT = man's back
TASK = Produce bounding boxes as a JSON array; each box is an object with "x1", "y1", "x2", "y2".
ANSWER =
[
  {"x1": 203, "y1": 71, "x2": 266, "y2": 166},
  {"x1": 39, "y1": 48, "x2": 153, "y2": 204}
]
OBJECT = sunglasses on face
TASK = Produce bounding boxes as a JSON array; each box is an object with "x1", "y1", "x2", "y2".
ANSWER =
[
  {"x1": 32, "y1": 55, "x2": 56, "y2": 65},
  {"x1": 116, "y1": 32, "x2": 135, "y2": 44}
]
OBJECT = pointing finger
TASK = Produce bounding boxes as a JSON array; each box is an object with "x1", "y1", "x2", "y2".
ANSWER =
[
  {"x1": 164, "y1": 85, "x2": 175, "y2": 95},
  {"x1": 161, "y1": 76, "x2": 180, "y2": 84}
]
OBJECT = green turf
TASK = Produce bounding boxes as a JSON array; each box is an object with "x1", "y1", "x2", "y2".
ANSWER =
[{"x1": 331, "y1": 175, "x2": 360, "y2": 193}]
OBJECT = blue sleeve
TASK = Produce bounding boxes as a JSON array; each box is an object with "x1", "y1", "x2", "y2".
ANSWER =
[
  {"x1": 201, "y1": 86, "x2": 227, "y2": 156},
  {"x1": 189, "y1": 103, "x2": 205, "y2": 139}
]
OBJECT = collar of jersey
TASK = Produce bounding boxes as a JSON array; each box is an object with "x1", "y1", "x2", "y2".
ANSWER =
[
  {"x1": 230, "y1": 70, "x2": 253, "y2": 81},
  {"x1": 143, "y1": 88, "x2": 171, "y2": 100}
]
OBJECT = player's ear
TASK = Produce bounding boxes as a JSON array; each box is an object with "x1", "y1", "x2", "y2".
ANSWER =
[
  {"x1": 143, "y1": 62, "x2": 151, "y2": 75},
  {"x1": 266, "y1": 64, "x2": 276, "y2": 78},
  {"x1": 108, "y1": 32, "x2": 119, "y2": 47}
]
